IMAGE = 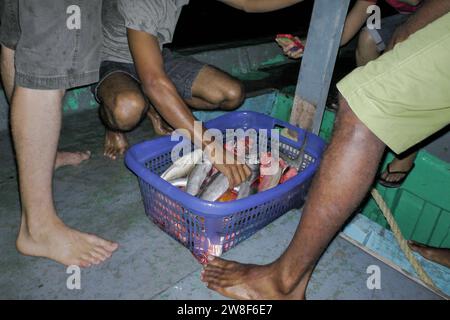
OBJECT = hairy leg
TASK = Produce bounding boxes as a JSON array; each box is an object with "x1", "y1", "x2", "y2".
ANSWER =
[
  {"x1": 97, "y1": 72, "x2": 150, "y2": 160},
  {"x1": 356, "y1": 29, "x2": 381, "y2": 67},
  {"x1": 202, "y1": 98, "x2": 386, "y2": 299},
  {"x1": 186, "y1": 66, "x2": 245, "y2": 110},
  {"x1": 1, "y1": 45, "x2": 90, "y2": 168},
  {"x1": 12, "y1": 87, "x2": 118, "y2": 267}
]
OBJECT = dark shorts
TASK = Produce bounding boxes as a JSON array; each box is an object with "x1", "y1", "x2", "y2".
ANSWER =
[
  {"x1": 93, "y1": 49, "x2": 206, "y2": 103},
  {"x1": 11, "y1": 0, "x2": 103, "y2": 90},
  {"x1": 0, "y1": 0, "x2": 20, "y2": 50},
  {"x1": 365, "y1": 13, "x2": 410, "y2": 52}
]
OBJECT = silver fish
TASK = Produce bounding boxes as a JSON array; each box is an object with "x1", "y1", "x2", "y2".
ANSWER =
[
  {"x1": 200, "y1": 172, "x2": 229, "y2": 202},
  {"x1": 237, "y1": 163, "x2": 260, "y2": 200},
  {"x1": 169, "y1": 177, "x2": 188, "y2": 188},
  {"x1": 186, "y1": 160, "x2": 213, "y2": 196},
  {"x1": 161, "y1": 149, "x2": 203, "y2": 182}
]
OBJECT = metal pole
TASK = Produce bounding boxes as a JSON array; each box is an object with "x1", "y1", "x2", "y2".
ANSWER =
[{"x1": 290, "y1": 0, "x2": 351, "y2": 134}]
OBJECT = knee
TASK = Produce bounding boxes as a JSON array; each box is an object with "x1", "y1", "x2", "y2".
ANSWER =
[
  {"x1": 356, "y1": 29, "x2": 377, "y2": 63},
  {"x1": 112, "y1": 92, "x2": 147, "y2": 131},
  {"x1": 219, "y1": 81, "x2": 245, "y2": 110},
  {"x1": 357, "y1": 29, "x2": 374, "y2": 52},
  {"x1": 337, "y1": 94, "x2": 373, "y2": 137}
]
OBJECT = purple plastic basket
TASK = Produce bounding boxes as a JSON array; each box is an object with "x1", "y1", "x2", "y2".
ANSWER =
[{"x1": 125, "y1": 112, "x2": 325, "y2": 262}]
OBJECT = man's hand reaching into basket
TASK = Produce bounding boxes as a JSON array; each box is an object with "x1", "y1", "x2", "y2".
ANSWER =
[{"x1": 205, "y1": 143, "x2": 251, "y2": 188}]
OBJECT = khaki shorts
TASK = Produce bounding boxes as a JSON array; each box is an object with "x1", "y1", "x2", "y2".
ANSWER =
[
  {"x1": 337, "y1": 13, "x2": 450, "y2": 154},
  {"x1": 13, "y1": 0, "x2": 103, "y2": 90}
]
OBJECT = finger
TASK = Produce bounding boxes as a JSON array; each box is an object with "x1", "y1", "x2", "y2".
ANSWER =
[
  {"x1": 223, "y1": 169, "x2": 235, "y2": 188},
  {"x1": 235, "y1": 165, "x2": 245, "y2": 184},
  {"x1": 229, "y1": 167, "x2": 241, "y2": 188},
  {"x1": 243, "y1": 164, "x2": 251, "y2": 177},
  {"x1": 239, "y1": 165, "x2": 248, "y2": 182}
]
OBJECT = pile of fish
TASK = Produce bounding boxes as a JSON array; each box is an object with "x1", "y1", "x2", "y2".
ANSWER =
[{"x1": 161, "y1": 141, "x2": 300, "y2": 202}]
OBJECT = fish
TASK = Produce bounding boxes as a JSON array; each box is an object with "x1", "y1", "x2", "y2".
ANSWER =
[
  {"x1": 237, "y1": 163, "x2": 260, "y2": 200},
  {"x1": 218, "y1": 190, "x2": 238, "y2": 202},
  {"x1": 199, "y1": 172, "x2": 230, "y2": 202},
  {"x1": 279, "y1": 167, "x2": 298, "y2": 184},
  {"x1": 169, "y1": 177, "x2": 188, "y2": 188},
  {"x1": 186, "y1": 160, "x2": 213, "y2": 196},
  {"x1": 161, "y1": 149, "x2": 203, "y2": 182},
  {"x1": 258, "y1": 152, "x2": 288, "y2": 193}
]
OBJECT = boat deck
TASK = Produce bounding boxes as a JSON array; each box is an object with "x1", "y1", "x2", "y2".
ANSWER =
[{"x1": 0, "y1": 106, "x2": 441, "y2": 300}]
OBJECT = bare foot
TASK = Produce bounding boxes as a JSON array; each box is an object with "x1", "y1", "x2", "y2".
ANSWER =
[
  {"x1": 147, "y1": 105, "x2": 173, "y2": 136},
  {"x1": 55, "y1": 151, "x2": 91, "y2": 170},
  {"x1": 408, "y1": 241, "x2": 450, "y2": 268},
  {"x1": 201, "y1": 256, "x2": 308, "y2": 300},
  {"x1": 104, "y1": 130, "x2": 129, "y2": 160},
  {"x1": 16, "y1": 215, "x2": 118, "y2": 267}
]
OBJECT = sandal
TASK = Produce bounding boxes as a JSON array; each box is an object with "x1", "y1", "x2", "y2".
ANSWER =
[{"x1": 378, "y1": 163, "x2": 415, "y2": 188}]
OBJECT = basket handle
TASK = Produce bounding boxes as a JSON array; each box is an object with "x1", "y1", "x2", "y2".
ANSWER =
[{"x1": 272, "y1": 119, "x2": 307, "y2": 149}]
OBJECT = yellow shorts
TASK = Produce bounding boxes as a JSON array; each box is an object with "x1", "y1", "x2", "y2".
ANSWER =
[{"x1": 337, "y1": 13, "x2": 450, "y2": 154}]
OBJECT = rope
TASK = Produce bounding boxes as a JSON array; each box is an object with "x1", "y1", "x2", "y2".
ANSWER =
[{"x1": 370, "y1": 188, "x2": 440, "y2": 292}]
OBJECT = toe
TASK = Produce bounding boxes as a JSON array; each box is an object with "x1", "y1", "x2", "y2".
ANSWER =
[
  {"x1": 207, "y1": 256, "x2": 229, "y2": 268},
  {"x1": 89, "y1": 236, "x2": 118, "y2": 252},
  {"x1": 94, "y1": 247, "x2": 113, "y2": 260},
  {"x1": 79, "y1": 259, "x2": 92, "y2": 268},
  {"x1": 89, "y1": 250, "x2": 107, "y2": 263}
]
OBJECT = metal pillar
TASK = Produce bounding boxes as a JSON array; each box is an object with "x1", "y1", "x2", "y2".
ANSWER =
[{"x1": 290, "y1": 0, "x2": 351, "y2": 134}]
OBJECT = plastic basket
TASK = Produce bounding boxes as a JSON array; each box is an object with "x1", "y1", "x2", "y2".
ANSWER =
[{"x1": 125, "y1": 111, "x2": 326, "y2": 261}]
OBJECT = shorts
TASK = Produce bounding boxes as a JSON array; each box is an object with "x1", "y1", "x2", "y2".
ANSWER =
[
  {"x1": 365, "y1": 13, "x2": 410, "y2": 52},
  {"x1": 337, "y1": 13, "x2": 450, "y2": 154},
  {"x1": 93, "y1": 49, "x2": 206, "y2": 102},
  {"x1": 14, "y1": 0, "x2": 103, "y2": 90},
  {"x1": 0, "y1": 0, "x2": 20, "y2": 50}
]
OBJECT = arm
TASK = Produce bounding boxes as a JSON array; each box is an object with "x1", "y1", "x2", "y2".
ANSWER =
[
  {"x1": 127, "y1": 29, "x2": 249, "y2": 186},
  {"x1": 387, "y1": 0, "x2": 450, "y2": 50},
  {"x1": 127, "y1": 29, "x2": 204, "y2": 148},
  {"x1": 218, "y1": 0, "x2": 303, "y2": 13},
  {"x1": 340, "y1": 0, "x2": 373, "y2": 46}
]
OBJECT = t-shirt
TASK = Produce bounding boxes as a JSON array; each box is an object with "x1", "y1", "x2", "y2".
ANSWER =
[
  {"x1": 368, "y1": 0, "x2": 422, "y2": 14},
  {"x1": 102, "y1": 0, "x2": 190, "y2": 63}
]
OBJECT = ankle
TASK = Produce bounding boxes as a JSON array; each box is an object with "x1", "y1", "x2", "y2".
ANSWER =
[
  {"x1": 270, "y1": 260, "x2": 312, "y2": 294},
  {"x1": 20, "y1": 209, "x2": 62, "y2": 236}
]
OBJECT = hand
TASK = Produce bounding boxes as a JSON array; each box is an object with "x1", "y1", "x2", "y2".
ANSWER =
[
  {"x1": 276, "y1": 36, "x2": 304, "y2": 60},
  {"x1": 386, "y1": 23, "x2": 413, "y2": 51},
  {"x1": 205, "y1": 143, "x2": 251, "y2": 188}
]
